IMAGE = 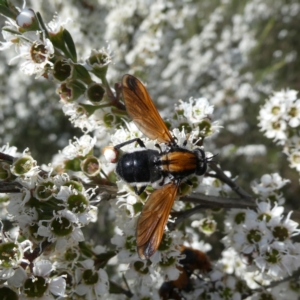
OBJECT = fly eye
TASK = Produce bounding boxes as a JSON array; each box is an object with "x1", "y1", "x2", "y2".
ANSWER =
[{"x1": 194, "y1": 148, "x2": 206, "y2": 160}]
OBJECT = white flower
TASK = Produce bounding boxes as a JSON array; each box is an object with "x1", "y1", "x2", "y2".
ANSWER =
[
  {"x1": 287, "y1": 150, "x2": 300, "y2": 172},
  {"x1": 255, "y1": 242, "x2": 293, "y2": 277},
  {"x1": 0, "y1": 225, "x2": 32, "y2": 280},
  {"x1": 286, "y1": 98, "x2": 300, "y2": 127},
  {"x1": 196, "y1": 170, "x2": 232, "y2": 196},
  {"x1": 10, "y1": 32, "x2": 54, "y2": 77},
  {"x1": 111, "y1": 121, "x2": 144, "y2": 150},
  {"x1": 7, "y1": 267, "x2": 27, "y2": 287},
  {"x1": 259, "y1": 116, "x2": 287, "y2": 144},
  {"x1": 233, "y1": 218, "x2": 272, "y2": 254},
  {"x1": 62, "y1": 134, "x2": 96, "y2": 159},
  {"x1": 62, "y1": 103, "x2": 107, "y2": 132},
  {"x1": 255, "y1": 201, "x2": 284, "y2": 222},
  {"x1": 125, "y1": 260, "x2": 156, "y2": 286},
  {"x1": 33, "y1": 260, "x2": 53, "y2": 277},
  {"x1": 111, "y1": 218, "x2": 140, "y2": 263},
  {"x1": 47, "y1": 13, "x2": 72, "y2": 34},
  {"x1": 176, "y1": 97, "x2": 214, "y2": 124},
  {"x1": 251, "y1": 173, "x2": 290, "y2": 199},
  {"x1": 0, "y1": 144, "x2": 18, "y2": 156},
  {"x1": 26, "y1": 260, "x2": 66, "y2": 298},
  {"x1": 37, "y1": 210, "x2": 84, "y2": 251},
  {"x1": 55, "y1": 186, "x2": 98, "y2": 225},
  {"x1": 85, "y1": 47, "x2": 112, "y2": 70},
  {"x1": 11, "y1": 151, "x2": 39, "y2": 177},
  {"x1": 8, "y1": 260, "x2": 66, "y2": 298},
  {"x1": 75, "y1": 259, "x2": 109, "y2": 299},
  {"x1": 191, "y1": 217, "x2": 217, "y2": 236},
  {"x1": 276, "y1": 211, "x2": 300, "y2": 238},
  {"x1": 258, "y1": 89, "x2": 300, "y2": 145},
  {"x1": 218, "y1": 247, "x2": 245, "y2": 275}
]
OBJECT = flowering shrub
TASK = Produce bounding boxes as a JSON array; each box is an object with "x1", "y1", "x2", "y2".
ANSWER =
[{"x1": 0, "y1": 0, "x2": 300, "y2": 299}]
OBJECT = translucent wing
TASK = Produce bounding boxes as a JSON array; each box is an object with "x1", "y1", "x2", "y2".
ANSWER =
[
  {"x1": 136, "y1": 183, "x2": 178, "y2": 259},
  {"x1": 122, "y1": 74, "x2": 174, "y2": 144}
]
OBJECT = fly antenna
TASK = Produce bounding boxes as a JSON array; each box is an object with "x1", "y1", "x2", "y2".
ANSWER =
[{"x1": 207, "y1": 153, "x2": 218, "y2": 163}]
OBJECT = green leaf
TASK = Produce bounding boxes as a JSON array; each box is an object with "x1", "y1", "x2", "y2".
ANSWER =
[
  {"x1": 36, "y1": 11, "x2": 49, "y2": 38},
  {"x1": 63, "y1": 29, "x2": 77, "y2": 62},
  {"x1": 0, "y1": 0, "x2": 18, "y2": 19}
]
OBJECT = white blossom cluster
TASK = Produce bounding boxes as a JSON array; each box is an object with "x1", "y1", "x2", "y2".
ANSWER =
[
  {"x1": 258, "y1": 89, "x2": 300, "y2": 175},
  {"x1": 0, "y1": 6, "x2": 114, "y2": 134},
  {"x1": 223, "y1": 174, "x2": 300, "y2": 290},
  {"x1": 0, "y1": 143, "x2": 109, "y2": 299}
]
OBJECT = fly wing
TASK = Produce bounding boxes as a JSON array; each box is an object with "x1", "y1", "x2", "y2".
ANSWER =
[
  {"x1": 122, "y1": 74, "x2": 174, "y2": 144},
  {"x1": 136, "y1": 183, "x2": 178, "y2": 259}
]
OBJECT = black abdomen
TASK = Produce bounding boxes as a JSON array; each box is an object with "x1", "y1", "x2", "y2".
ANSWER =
[{"x1": 116, "y1": 149, "x2": 161, "y2": 184}]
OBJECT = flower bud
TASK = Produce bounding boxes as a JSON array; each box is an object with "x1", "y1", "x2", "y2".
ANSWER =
[
  {"x1": 198, "y1": 217, "x2": 217, "y2": 236},
  {"x1": 102, "y1": 146, "x2": 118, "y2": 163},
  {"x1": 0, "y1": 241, "x2": 22, "y2": 272},
  {"x1": 35, "y1": 181, "x2": 57, "y2": 201},
  {"x1": 53, "y1": 60, "x2": 72, "y2": 82},
  {"x1": 57, "y1": 79, "x2": 86, "y2": 102},
  {"x1": 86, "y1": 82, "x2": 105, "y2": 104},
  {"x1": 11, "y1": 155, "x2": 36, "y2": 176},
  {"x1": 103, "y1": 113, "x2": 115, "y2": 128},
  {"x1": 0, "y1": 162, "x2": 11, "y2": 180},
  {"x1": 67, "y1": 192, "x2": 89, "y2": 214},
  {"x1": 16, "y1": 8, "x2": 39, "y2": 31},
  {"x1": 80, "y1": 156, "x2": 101, "y2": 177},
  {"x1": 86, "y1": 48, "x2": 111, "y2": 80}
]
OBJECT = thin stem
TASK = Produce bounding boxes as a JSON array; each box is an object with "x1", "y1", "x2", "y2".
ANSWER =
[
  {"x1": 182, "y1": 193, "x2": 255, "y2": 206},
  {"x1": 169, "y1": 194, "x2": 256, "y2": 229},
  {"x1": 122, "y1": 274, "x2": 133, "y2": 297},
  {"x1": 109, "y1": 280, "x2": 133, "y2": 298},
  {"x1": 0, "y1": 182, "x2": 23, "y2": 193},
  {"x1": 22, "y1": 240, "x2": 52, "y2": 272},
  {"x1": 0, "y1": 152, "x2": 14, "y2": 163},
  {"x1": 208, "y1": 161, "x2": 253, "y2": 200},
  {"x1": 247, "y1": 269, "x2": 300, "y2": 297},
  {"x1": 102, "y1": 77, "x2": 126, "y2": 110}
]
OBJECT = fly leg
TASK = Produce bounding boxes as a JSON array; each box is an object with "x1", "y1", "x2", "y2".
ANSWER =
[
  {"x1": 134, "y1": 185, "x2": 147, "y2": 195},
  {"x1": 114, "y1": 138, "x2": 146, "y2": 150}
]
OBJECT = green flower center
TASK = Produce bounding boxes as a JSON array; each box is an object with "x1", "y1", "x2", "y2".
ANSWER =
[
  {"x1": 0, "y1": 242, "x2": 20, "y2": 268},
  {"x1": 51, "y1": 217, "x2": 73, "y2": 236},
  {"x1": 23, "y1": 276, "x2": 48, "y2": 297},
  {"x1": 83, "y1": 269, "x2": 98, "y2": 285}
]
